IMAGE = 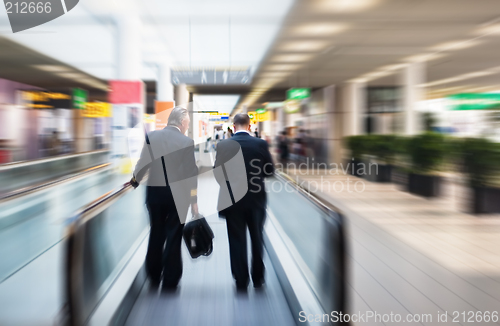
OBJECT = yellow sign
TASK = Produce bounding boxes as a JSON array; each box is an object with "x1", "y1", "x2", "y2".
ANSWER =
[
  {"x1": 82, "y1": 102, "x2": 112, "y2": 118},
  {"x1": 209, "y1": 112, "x2": 229, "y2": 116},
  {"x1": 21, "y1": 91, "x2": 71, "y2": 102},
  {"x1": 256, "y1": 111, "x2": 270, "y2": 122},
  {"x1": 144, "y1": 114, "x2": 155, "y2": 123},
  {"x1": 248, "y1": 111, "x2": 269, "y2": 123},
  {"x1": 248, "y1": 111, "x2": 257, "y2": 124}
]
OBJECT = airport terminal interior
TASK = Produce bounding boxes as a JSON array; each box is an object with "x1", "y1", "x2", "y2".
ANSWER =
[{"x1": 1, "y1": 0, "x2": 500, "y2": 325}]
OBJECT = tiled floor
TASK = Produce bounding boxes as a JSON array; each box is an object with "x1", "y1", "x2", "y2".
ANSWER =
[{"x1": 286, "y1": 168, "x2": 500, "y2": 326}]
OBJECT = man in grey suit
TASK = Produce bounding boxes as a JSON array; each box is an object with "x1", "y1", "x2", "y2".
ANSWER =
[{"x1": 130, "y1": 106, "x2": 199, "y2": 289}]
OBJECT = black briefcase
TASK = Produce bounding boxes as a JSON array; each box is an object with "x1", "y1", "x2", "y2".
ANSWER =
[{"x1": 183, "y1": 215, "x2": 215, "y2": 258}]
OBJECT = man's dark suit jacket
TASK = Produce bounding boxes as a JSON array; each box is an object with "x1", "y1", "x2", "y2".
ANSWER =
[
  {"x1": 133, "y1": 126, "x2": 198, "y2": 220},
  {"x1": 214, "y1": 131, "x2": 274, "y2": 216}
]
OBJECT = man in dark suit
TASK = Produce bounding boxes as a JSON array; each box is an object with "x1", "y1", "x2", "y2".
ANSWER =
[
  {"x1": 130, "y1": 106, "x2": 199, "y2": 289},
  {"x1": 214, "y1": 113, "x2": 274, "y2": 289}
]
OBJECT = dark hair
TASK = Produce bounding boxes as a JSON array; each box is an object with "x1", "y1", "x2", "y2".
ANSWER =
[{"x1": 233, "y1": 113, "x2": 250, "y2": 126}]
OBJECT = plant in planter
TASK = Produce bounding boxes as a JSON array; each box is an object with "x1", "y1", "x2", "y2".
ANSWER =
[
  {"x1": 406, "y1": 132, "x2": 448, "y2": 197},
  {"x1": 363, "y1": 135, "x2": 399, "y2": 182},
  {"x1": 459, "y1": 138, "x2": 500, "y2": 214},
  {"x1": 344, "y1": 135, "x2": 367, "y2": 177}
]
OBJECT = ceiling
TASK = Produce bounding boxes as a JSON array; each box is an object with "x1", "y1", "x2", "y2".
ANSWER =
[
  {"x1": 239, "y1": 0, "x2": 500, "y2": 109},
  {"x1": 0, "y1": 0, "x2": 294, "y2": 81},
  {"x1": 0, "y1": 36, "x2": 108, "y2": 96},
  {"x1": 3, "y1": 0, "x2": 500, "y2": 108},
  {"x1": 193, "y1": 95, "x2": 241, "y2": 114}
]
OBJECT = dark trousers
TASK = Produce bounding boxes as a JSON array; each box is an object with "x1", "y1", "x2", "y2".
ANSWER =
[
  {"x1": 145, "y1": 187, "x2": 185, "y2": 286},
  {"x1": 225, "y1": 205, "x2": 266, "y2": 286}
]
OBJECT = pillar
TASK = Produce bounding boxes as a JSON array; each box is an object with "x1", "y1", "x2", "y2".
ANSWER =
[
  {"x1": 157, "y1": 62, "x2": 174, "y2": 102},
  {"x1": 175, "y1": 83, "x2": 189, "y2": 107},
  {"x1": 400, "y1": 62, "x2": 425, "y2": 135},
  {"x1": 116, "y1": 15, "x2": 142, "y2": 80},
  {"x1": 342, "y1": 81, "x2": 366, "y2": 137}
]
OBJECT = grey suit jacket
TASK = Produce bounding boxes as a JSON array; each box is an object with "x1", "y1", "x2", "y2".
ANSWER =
[{"x1": 133, "y1": 126, "x2": 198, "y2": 204}]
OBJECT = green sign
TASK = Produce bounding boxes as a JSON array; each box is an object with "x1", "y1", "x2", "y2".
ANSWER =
[
  {"x1": 256, "y1": 108, "x2": 266, "y2": 114},
  {"x1": 73, "y1": 88, "x2": 88, "y2": 109},
  {"x1": 284, "y1": 99, "x2": 301, "y2": 114},
  {"x1": 287, "y1": 88, "x2": 311, "y2": 100},
  {"x1": 448, "y1": 93, "x2": 500, "y2": 111}
]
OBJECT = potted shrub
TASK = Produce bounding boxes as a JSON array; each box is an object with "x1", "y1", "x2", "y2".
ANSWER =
[
  {"x1": 363, "y1": 134, "x2": 400, "y2": 182},
  {"x1": 459, "y1": 138, "x2": 500, "y2": 214},
  {"x1": 344, "y1": 135, "x2": 367, "y2": 177},
  {"x1": 406, "y1": 132, "x2": 448, "y2": 197}
]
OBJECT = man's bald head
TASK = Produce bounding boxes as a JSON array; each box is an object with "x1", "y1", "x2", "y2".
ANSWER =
[{"x1": 233, "y1": 113, "x2": 251, "y2": 131}]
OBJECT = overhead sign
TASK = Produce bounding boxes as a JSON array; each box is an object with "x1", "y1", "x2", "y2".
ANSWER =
[
  {"x1": 447, "y1": 93, "x2": 500, "y2": 111},
  {"x1": 82, "y1": 102, "x2": 111, "y2": 118},
  {"x1": 171, "y1": 68, "x2": 251, "y2": 85},
  {"x1": 284, "y1": 99, "x2": 302, "y2": 114},
  {"x1": 256, "y1": 108, "x2": 266, "y2": 114},
  {"x1": 209, "y1": 112, "x2": 230, "y2": 121},
  {"x1": 287, "y1": 88, "x2": 311, "y2": 100},
  {"x1": 265, "y1": 102, "x2": 283, "y2": 109},
  {"x1": 109, "y1": 80, "x2": 144, "y2": 104},
  {"x1": 73, "y1": 88, "x2": 88, "y2": 109},
  {"x1": 20, "y1": 90, "x2": 72, "y2": 108},
  {"x1": 155, "y1": 101, "x2": 175, "y2": 130},
  {"x1": 247, "y1": 111, "x2": 269, "y2": 123}
]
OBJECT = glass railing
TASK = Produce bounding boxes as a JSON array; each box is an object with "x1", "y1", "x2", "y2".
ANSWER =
[
  {"x1": 65, "y1": 182, "x2": 149, "y2": 326},
  {"x1": 0, "y1": 167, "x2": 117, "y2": 283},
  {"x1": 266, "y1": 171, "x2": 347, "y2": 316},
  {"x1": 0, "y1": 150, "x2": 109, "y2": 194}
]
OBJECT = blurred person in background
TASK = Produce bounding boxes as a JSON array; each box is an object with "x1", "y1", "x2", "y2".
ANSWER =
[
  {"x1": 49, "y1": 131, "x2": 60, "y2": 156},
  {"x1": 214, "y1": 113, "x2": 274, "y2": 290},
  {"x1": 130, "y1": 106, "x2": 199, "y2": 290},
  {"x1": 254, "y1": 127, "x2": 260, "y2": 138},
  {"x1": 277, "y1": 131, "x2": 289, "y2": 165},
  {"x1": 292, "y1": 138, "x2": 302, "y2": 161},
  {"x1": 227, "y1": 126, "x2": 233, "y2": 138}
]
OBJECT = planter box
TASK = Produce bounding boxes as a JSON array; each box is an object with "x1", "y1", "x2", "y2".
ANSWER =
[
  {"x1": 364, "y1": 164, "x2": 392, "y2": 183},
  {"x1": 345, "y1": 159, "x2": 364, "y2": 177},
  {"x1": 408, "y1": 173, "x2": 440, "y2": 198},
  {"x1": 472, "y1": 186, "x2": 500, "y2": 214}
]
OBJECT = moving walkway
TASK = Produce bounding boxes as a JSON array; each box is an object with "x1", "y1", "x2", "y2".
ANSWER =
[{"x1": 64, "y1": 171, "x2": 347, "y2": 326}]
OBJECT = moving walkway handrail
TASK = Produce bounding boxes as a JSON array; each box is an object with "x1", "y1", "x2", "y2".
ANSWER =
[
  {"x1": 274, "y1": 170, "x2": 344, "y2": 218},
  {"x1": 65, "y1": 181, "x2": 134, "y2": 326},
  {"x1": 0, "y1": 149, "x2": 109, "y2": 170},
  {"x1": 0, "y1": 163, "x2": 111, "y2": 202},
  {"x1": 273, "y1": 170, "x2": 348, "y2": 319}
]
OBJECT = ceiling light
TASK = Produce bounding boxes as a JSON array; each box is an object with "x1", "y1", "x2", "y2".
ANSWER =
[
  {"x1": 403, "y1": 53, "x2": 447, "y2": 63},
  {"x1": 292, "y1": 23, "x2": 347, "y2": 37},
  {"x1": 423, "y1": 71, "x2": 495, "y2": 87},
  {"x1": 466, "y1": 85, "x2": 499, "y2": 93},
  {"x1": 474, "y1": 24, "x2": 500, "y2": 36},
  {"x1": 271, "y1": 54, "x2": 314, "y2": 63},
  {"x1": 56, "y1": 72, "x2": 87, "y2": 79},
  {"x1": 32, "y1": 65, "x2": 70, "y2": 72},
  {"x1": 259, "y1": 72, "x2": 291, "y2": 78},
  {"x1": 430, "y1": 40, "x2": 481, "y2": 52},
  {"x1": 379, "y1": 64, "x2": 407, "y2": 71},
  {"x1": 313, "y1": 0, "x2": 379, "y2": 12},
  {"x1": 263, "y1": 64, "x2": 301, "y2": 72},
  {"x1": 279, "y1": 40, "x2": 329, "y2": 52},
  {"x1": 363, "y1": 71, "x2": 391, "y2": 79},
  {"x1": 348, "y1": 78, "x2": 368, "y2": 83}
]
